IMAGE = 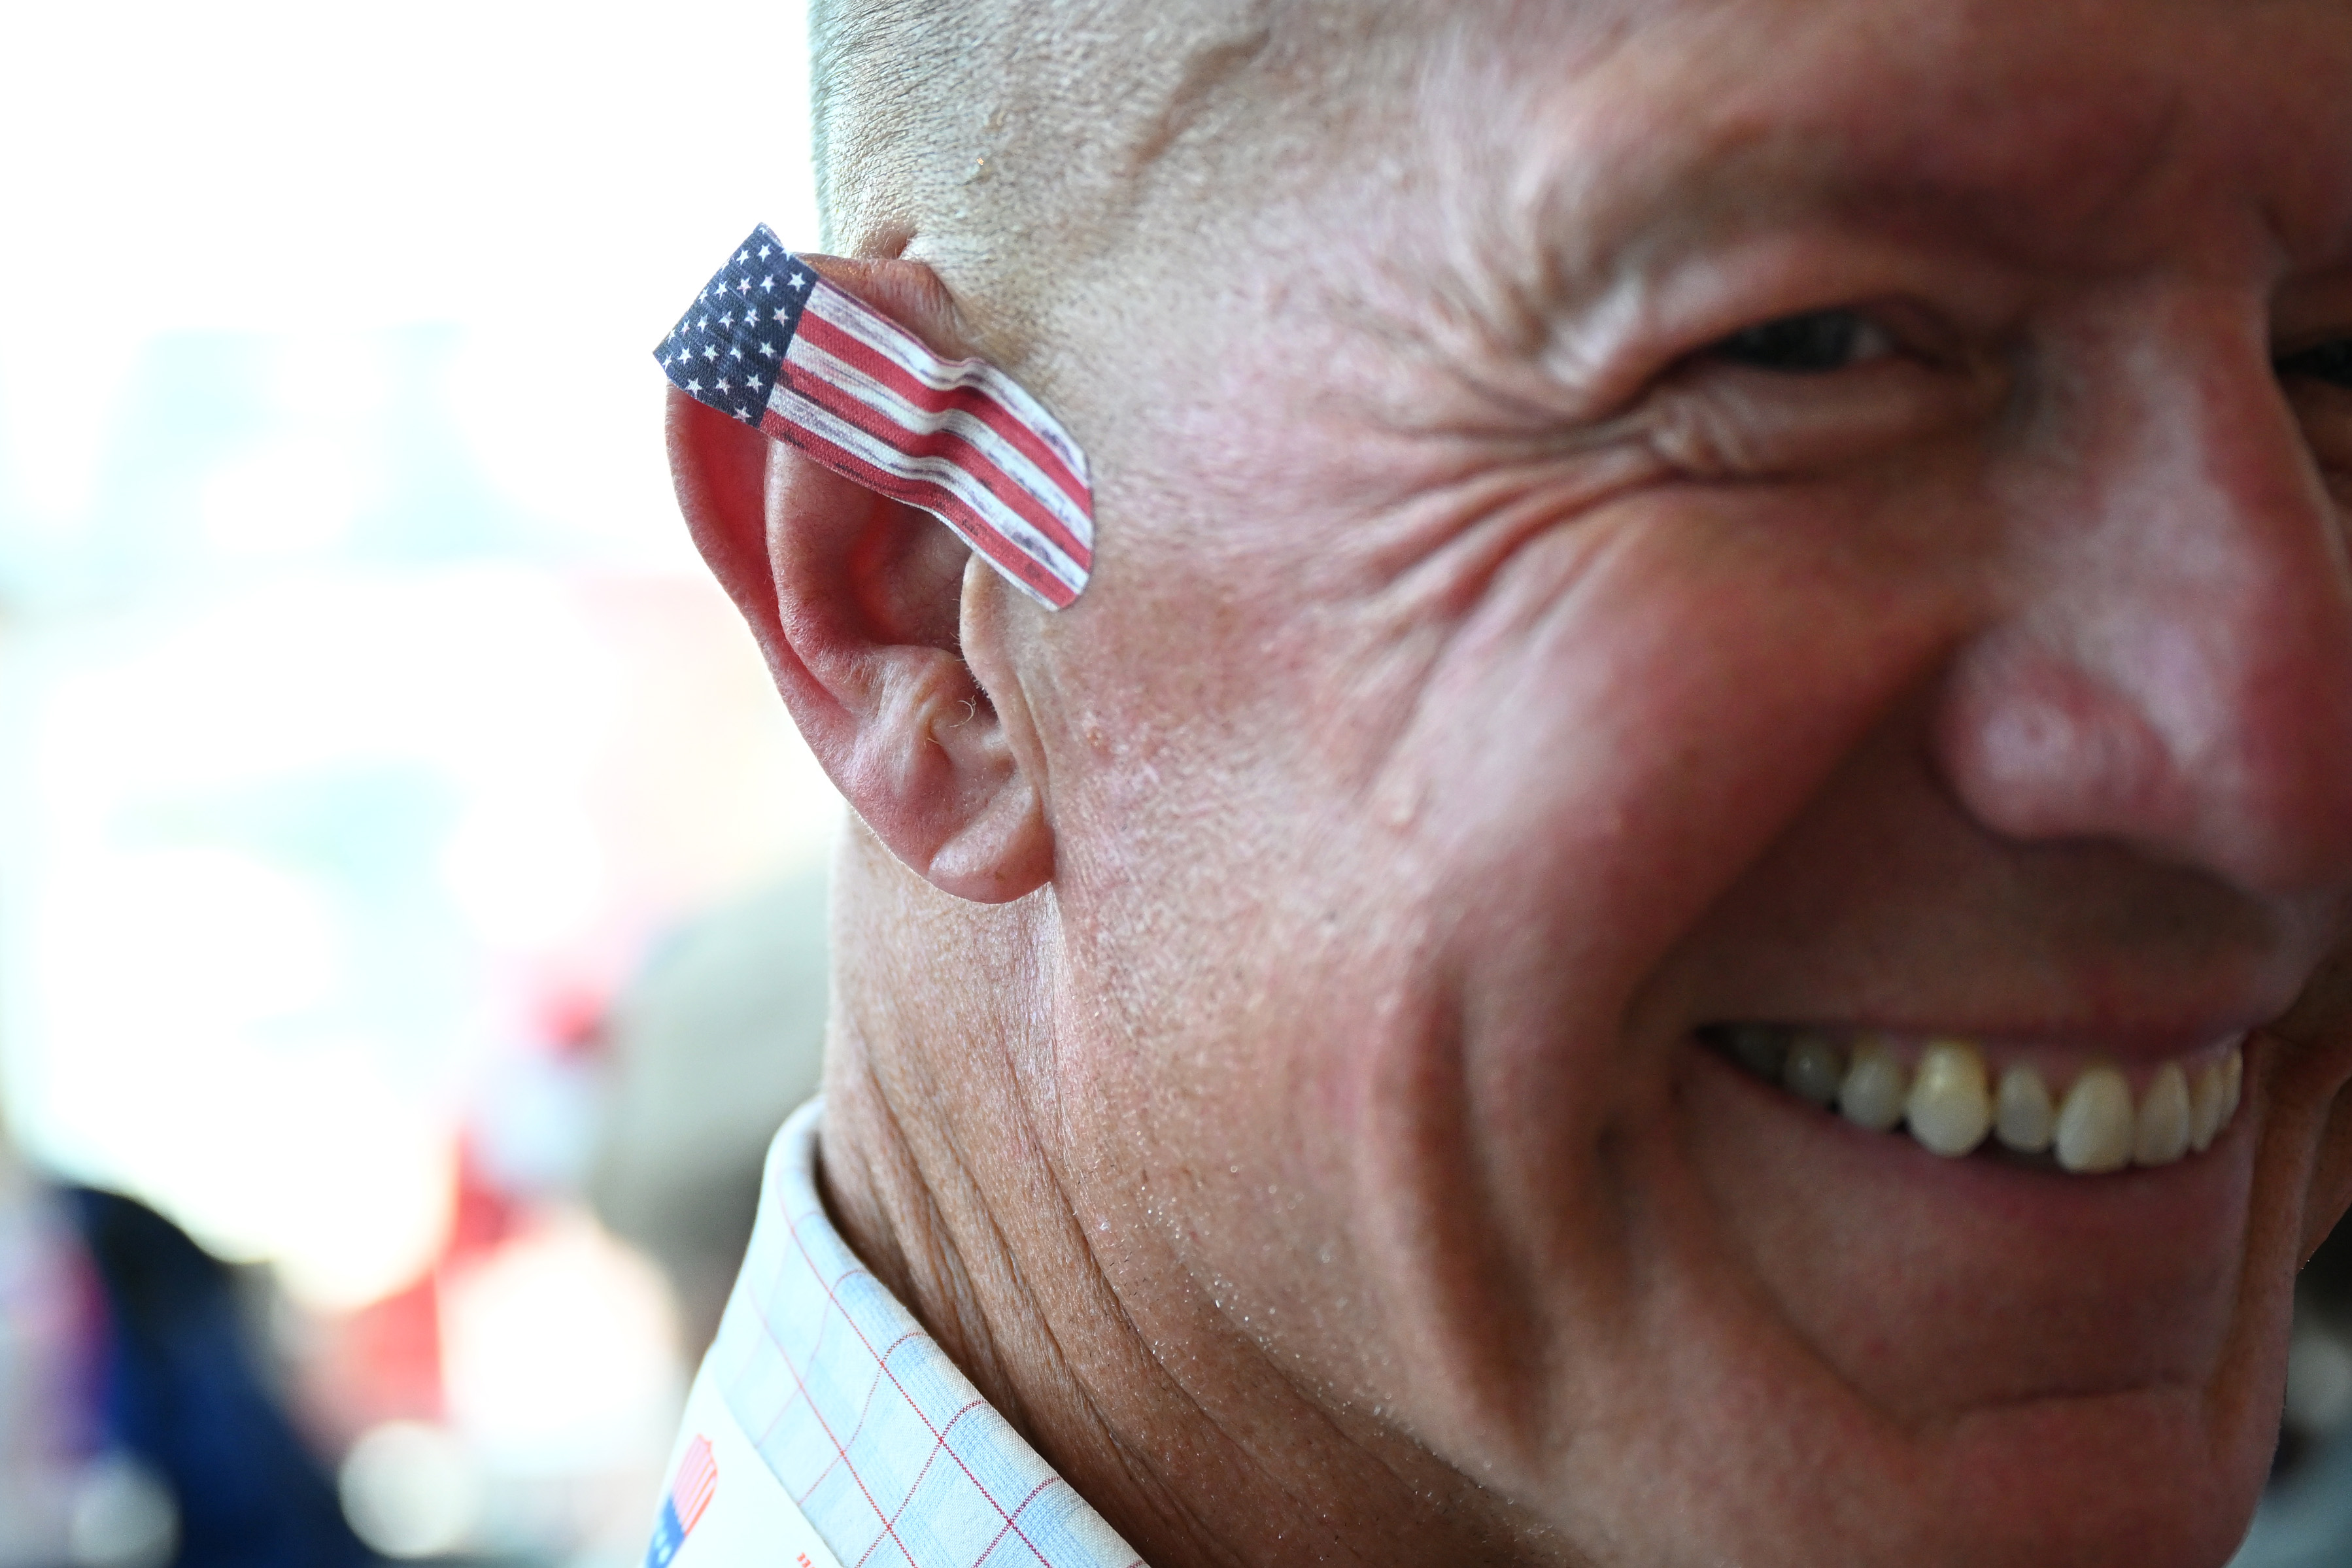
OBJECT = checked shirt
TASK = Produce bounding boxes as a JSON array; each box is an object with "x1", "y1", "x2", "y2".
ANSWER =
[{"x1": 647, "y1": 1101, "x2": 1146, "y2": 1568}]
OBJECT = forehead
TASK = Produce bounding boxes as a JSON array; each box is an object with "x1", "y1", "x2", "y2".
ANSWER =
[
  {"x1": 1011, "y1": 0, "x2": 2352, "y2": 577},
  {"x1": 1254, "y1": 0, "x2": 2352, "y2": 283}
]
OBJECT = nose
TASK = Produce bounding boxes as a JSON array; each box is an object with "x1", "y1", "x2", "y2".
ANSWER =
[{"x1": 1935, "y1": 290, "x2": 2352, "y2": 896}]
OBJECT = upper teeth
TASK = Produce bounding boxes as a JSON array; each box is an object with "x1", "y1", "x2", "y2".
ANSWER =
[
  {"x1": 1716, "y1": 1027, "x2": 2245, "y2": 1173},
  {"x1": 1905, "y1": 1042, "x2": 1992, "y2": 1157}
]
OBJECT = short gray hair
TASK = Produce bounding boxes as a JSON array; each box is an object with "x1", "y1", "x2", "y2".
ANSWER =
[{"x1": 802, "y1": 1, "x2": 1329, "y2": 267}]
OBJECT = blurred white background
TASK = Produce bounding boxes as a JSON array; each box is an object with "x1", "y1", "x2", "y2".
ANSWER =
[
  {"x1": 9, "y1": 9, "x2": 2352, "y2": 1568},
  {"x1": 0, "y1": 3, "x2": 836, "y2": 1561}
]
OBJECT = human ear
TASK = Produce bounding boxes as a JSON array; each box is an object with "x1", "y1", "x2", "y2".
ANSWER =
[{"x1": 664, "y1": 260, "x2": 1053, "y2": 904}]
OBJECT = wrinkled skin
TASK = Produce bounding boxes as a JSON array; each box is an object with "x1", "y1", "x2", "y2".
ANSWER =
[{"x1": 679, "y1": 0, "x2": 2352, "y2": 1563}]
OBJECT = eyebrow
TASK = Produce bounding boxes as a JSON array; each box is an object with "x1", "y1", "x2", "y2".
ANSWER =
[
  {"x1": 1371, "y1": 80, "x2": 2189, "y2": 432},
  {"x1": 1518, "y1": 124, "x2": 2183, "y2": 306},
  {"x1": 1470, "y1": 20, "x2": 2262, "y2": 316}
]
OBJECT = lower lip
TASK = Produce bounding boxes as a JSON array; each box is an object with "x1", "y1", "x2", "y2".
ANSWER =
[{"x1": 1680, "y1": 1034, "x2": 2258, "y2": 1407}]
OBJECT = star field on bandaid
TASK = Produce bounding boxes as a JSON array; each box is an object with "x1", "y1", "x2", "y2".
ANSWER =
[{"x1": 658, "y1": 227, "x2": 1094, "y2": 609}]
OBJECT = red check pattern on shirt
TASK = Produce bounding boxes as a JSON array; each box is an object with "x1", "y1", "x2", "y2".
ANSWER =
[{"x1": 698, "y1": 1102, "x2": 1146, "y2": 1568}]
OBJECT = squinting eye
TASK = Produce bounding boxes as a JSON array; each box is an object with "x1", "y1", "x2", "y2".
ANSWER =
[
  {"x1": 2279, "y1": 339, "x2": 2352, "y2": 389},
  {"x1": 1706, "y1": 309, "x2": 1893, "y2": 374}
]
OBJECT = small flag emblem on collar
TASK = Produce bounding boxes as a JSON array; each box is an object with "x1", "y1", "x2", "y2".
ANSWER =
[
  {"x1": 645, "y1": 1433, "x2": 717, "y2": 1567},
  {"x1": 656, "y1": 226, "x2": 1095, "y2": 609}
]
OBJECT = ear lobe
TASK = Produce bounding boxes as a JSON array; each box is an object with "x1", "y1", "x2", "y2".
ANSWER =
[{"x1": 664, "y1": 269, "x2": 1055, "y2": 904}]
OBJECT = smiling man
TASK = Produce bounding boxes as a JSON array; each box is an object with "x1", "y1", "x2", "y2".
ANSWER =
[{"x1": 652, "y1": 0, "x2": 2352, "y2": 1563}]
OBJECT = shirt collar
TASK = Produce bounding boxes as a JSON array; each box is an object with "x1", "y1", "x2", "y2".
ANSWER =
[{"x1": 689, "y1": 1099, "x2": 1146, "y2": 1568}]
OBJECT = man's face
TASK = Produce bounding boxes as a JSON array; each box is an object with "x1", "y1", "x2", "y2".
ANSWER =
[{"x1": 1002, "y1": 0, "x2": 2352, "y2": 1560}]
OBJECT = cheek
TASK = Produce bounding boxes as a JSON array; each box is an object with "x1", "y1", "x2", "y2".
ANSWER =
[
  {"x1": 1044, "y1": 490, "x2": 1975, "y2": 1419},
  {"x1": 1399, "y1": 507, "x2": 1957, "y2": 1045},
  {"x1": 1336, "y1": 517, "x2": 1951, "y2": 1325}
]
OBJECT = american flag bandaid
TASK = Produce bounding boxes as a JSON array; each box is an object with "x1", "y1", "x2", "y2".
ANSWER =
[{"x1": 657, "y1": 226, "x2": 1094, "y2": 610}]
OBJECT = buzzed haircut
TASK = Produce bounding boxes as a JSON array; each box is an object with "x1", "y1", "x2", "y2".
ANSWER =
[{"x1": 802, "y1": 2, "x2": 1402, "y2": 292}]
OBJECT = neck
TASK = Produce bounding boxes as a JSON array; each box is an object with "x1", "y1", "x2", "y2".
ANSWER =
[{"x1": 811, "y1": 830, "x2": 1546, "y2": 1568}]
